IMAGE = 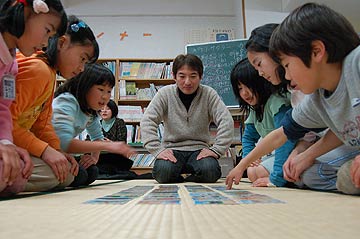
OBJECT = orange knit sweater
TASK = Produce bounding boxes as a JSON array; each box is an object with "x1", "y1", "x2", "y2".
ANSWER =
[{"x1": 10, "y1": 52, "x2": 60, "y2": 157}]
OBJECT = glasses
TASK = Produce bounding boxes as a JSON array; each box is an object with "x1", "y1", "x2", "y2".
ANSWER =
[{"x1": 70, "y1": 22, "x2": 87, "y2": 32}]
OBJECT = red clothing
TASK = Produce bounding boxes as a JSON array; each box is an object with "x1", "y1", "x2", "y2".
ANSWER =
[{"x1": 10, "y1": 52, "x2": 60, "y2": 157}]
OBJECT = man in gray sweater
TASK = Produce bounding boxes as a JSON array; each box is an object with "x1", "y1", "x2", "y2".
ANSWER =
[{"x1": 140, "y1": 54, "x2": 234, "y2": 183}]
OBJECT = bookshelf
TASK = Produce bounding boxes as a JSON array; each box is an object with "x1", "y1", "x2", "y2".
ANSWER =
[
  {"x1": 97, "y1": 58, "x2": 174, "y2": 118},
  {"x1": 118, "y1": 58, "x2": 174, "y2": 110},
  {"x1": 96, "y1": 58, "x2": 175, "y2": 174}
]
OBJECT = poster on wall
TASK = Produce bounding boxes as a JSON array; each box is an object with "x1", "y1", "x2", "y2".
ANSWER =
[
  {"x1": 185, "y1": 28, "x2": 235, "y2": 45},
  {"x1": 208, "y1": 28, "x2": 235, "y2": 42},
  {"x1": 184, "y1": 29, "x2": 209, "y2": 45}
]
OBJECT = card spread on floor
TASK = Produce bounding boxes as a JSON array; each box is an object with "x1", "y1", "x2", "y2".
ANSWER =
[{"x1": 84, "y1": 185, "x2": 284, "y2": 205}]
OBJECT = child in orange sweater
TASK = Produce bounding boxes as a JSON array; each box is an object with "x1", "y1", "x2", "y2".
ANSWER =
[{"x1": 11, "y1": 16, "x2": 99, "y2": 191}]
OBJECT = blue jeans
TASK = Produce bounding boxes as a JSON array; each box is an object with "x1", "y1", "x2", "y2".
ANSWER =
[
  {"x1": 152, "y1": 150, "x2": 221, "y2": 183},
  {"x1": 296, "y1": 144, "x2": 360, "y2": 191}
]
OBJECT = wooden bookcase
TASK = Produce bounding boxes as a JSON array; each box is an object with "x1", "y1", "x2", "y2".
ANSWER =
[
  {"x1": 98, "y1": 58, "x2": 175, "y2": 174},
  {"x1": 97, "y1": 58, "x2": 174, "y2": 111}
]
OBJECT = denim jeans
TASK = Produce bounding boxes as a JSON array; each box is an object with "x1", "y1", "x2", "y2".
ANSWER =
[
  {"x1": 152, "y1": 150, "x2": 221, "y2": 183},
  {"x1": 296, "y1": 144, "x2": 360, "y2": 191}
]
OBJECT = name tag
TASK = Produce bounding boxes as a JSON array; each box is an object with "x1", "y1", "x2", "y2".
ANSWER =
[{"x1": 1, "y1": 74, "x2": 16, "y2": 100}]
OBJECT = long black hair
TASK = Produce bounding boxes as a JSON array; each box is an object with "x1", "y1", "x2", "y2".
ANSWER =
[
  {"x1": 246, "y1": 23, "x2": 288, "y2": 95},
  {"x1": 55, "y1": 64, "x2": 115, "y2": 116},
  {"x1": 106, "y1": 99, "x2": 118, "y2": 119},
  {"x1": 38, "y1": 15, "x2": 99, "y2": 68},
  {"x1": 230, "y1": 58, "x2": 274, "y2": 122},
  {"x1": 0, "y1": 0, "x2": 67, "y2": 37}
]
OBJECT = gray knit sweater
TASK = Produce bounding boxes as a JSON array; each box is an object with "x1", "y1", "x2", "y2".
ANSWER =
[{"x1": 140, "y1": 84, "x2": 234, "y2": 158}]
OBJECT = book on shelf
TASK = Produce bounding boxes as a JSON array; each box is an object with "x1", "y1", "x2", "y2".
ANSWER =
[
  {"x1": 129, "y1": 62, "x2": 141, "y2": 78},
  {"x1": 130, "y1": 153, "x2": 155, "y2": 167},
  {"x1": 101, "y1": 61, "x2": 116, "y2": 75},
  {"x1": 117, "y1": 105, "x2": 143, "y2": 122},
  {"x1": 134, "y1": 125, "x2": 141, "y2": 143},
  {"x1": 136, "y1": 88, "x2": 152, "y2": 100},
  {"x1": 120, "y1": 62, "x2": 173, "y2": 79},
  {"x1": 125, "y1": 81, "x2": 137, "y2": 96},
  {"x1": 125, "y1": 123, "x2": 163, "y2": 145},
  {"x1": 126, "y1": 125, "x2": 134, "y2": 144},
  {"x1": 120, "y1": 62, "x2": 132, "y2": 77},
  {"x1": 120, "y1": 82, "x2": 164, "y2": 101},
  {"x1": 119, "y1": 80, "x2": 126, "y2": 97}
]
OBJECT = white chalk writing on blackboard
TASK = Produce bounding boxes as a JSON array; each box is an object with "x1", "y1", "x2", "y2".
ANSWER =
[{"x1": 186, "y1": 39, "x2": 247, "y2": 107}]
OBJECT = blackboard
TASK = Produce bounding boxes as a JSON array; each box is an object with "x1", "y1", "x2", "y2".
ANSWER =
[{"x1": 186, "y1": 39, "x2": 247, "y2": 107}]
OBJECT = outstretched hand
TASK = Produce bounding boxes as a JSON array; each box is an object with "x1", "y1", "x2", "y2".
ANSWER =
[
  {"x1": 106, "y1": 141, "x2": 136, "y2": 159},
  {"x1": 225, "y1": 166, "x2": 245, "y2": 190}
]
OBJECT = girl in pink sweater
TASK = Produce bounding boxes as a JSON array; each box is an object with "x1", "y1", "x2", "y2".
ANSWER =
[{"x1": 0, "y1": 0, "x2": 67, "y2": 196}]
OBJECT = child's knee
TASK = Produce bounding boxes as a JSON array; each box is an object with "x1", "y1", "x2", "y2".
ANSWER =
[
  {"x1": 247, "y1": 167, "x2": 257, "y2": 182},
  {"x1": 25, "y1": 159, "x2": 74, "y2": 191},
  {"x1": 336, "y1": 160, "x2": 360, "y2": 195}
]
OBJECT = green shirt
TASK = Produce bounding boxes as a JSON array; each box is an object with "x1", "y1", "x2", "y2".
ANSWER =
[{"x1": 245, "y1": 93, "x2": 291, "y2": 137}]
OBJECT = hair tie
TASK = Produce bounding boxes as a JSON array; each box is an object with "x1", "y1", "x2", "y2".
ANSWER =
[
  {"x1": 70, "y1": 22, "x2": 87, "y2": 32},
  {"x1": 17, "y1": 0, "x2": 28, "y2": 6},
  {"x1": 33, "y1": 0, "x2": 49, "y2": 14}
]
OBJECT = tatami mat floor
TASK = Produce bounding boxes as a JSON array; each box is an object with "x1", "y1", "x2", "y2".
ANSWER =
[{"x1": 0, "y1": 179, "x2": 359, "y2": 239}]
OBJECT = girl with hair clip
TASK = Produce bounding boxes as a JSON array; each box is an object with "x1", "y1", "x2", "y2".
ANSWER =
[
  {"x1": 229, "y1": 58, "x2": 295, "y2": 187},
  {"x1": 9, "y1": 15, "x2": 99, "y2": 192},
  {"x1": 0, "y1": 0, "x2": 67, "y2": 196},
  {"x1": 52, "y1": 64, "x2": 135, "y2": 187}
]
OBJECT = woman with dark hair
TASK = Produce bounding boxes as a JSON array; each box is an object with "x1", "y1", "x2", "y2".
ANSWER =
[
  {"x1": 96, "y1": 99, "x2": 134, "y2": 178},
  {"x1": 229, "y1": 58, "x2": 295, "y2": 187}
]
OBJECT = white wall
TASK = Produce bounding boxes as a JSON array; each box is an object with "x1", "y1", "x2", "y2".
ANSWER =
[
  {"x1": 243, "y1": 0, "x2": 287, "y2": 36},
  {"x1": 245, "y1": 10, "x2": 288, "y2": 36},
  {"x1": 81, "y1": 16, "x2": 237, "y2": 59},
  {"x1": 243, "y1": 0, "x2": 360, "y2": 37},
  {"x1": 64, "y1": 0, "x2": 235, "y2": 17},
  {"x1": 65, "y1": 0, "x2": 240, "y2": 58}
]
